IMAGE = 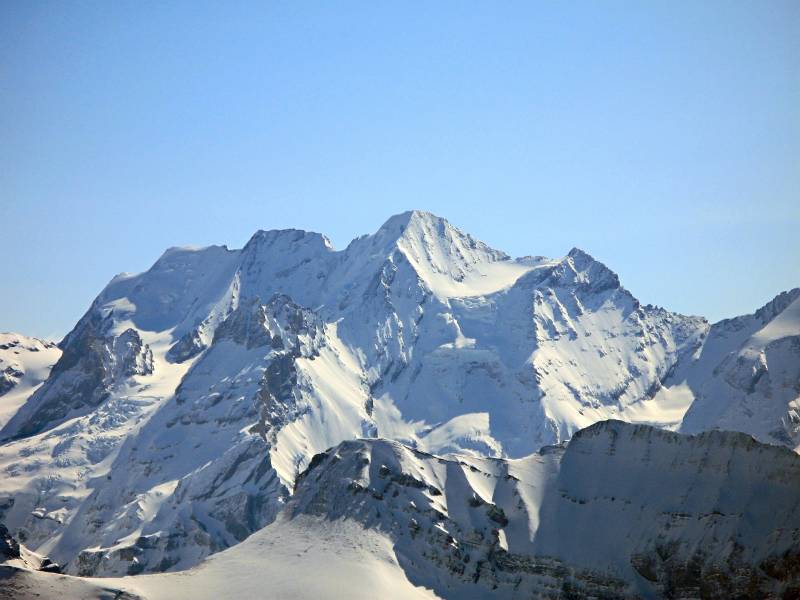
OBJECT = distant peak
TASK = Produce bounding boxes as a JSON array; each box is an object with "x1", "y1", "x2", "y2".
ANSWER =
[
  {"x1": 376, "y1": 210, "x2": 448, "y2": 235},
  {"x1": 156, "y1": 244, "x2": 232, "y2": 261},
  {"x1": 565, "y1": 247, "x2": 607, "y2": 272},
  {"x1": 567, "y1": 247, "x2": 592, "y2": 260},
  {"x1": 147, "y1": 245, "x2": 235, "y2": 277},
  {"x1": 0, "y1": 332, "x2": 58, "y2": 350},
  {"x1": 753, "y1": 287, "x2": 800, "y2": 324},
  {"x1": 376, "y1": 210, "x2": 502, "y2": 249},
  {"x1": 396, "y1": 209, "x2": 442, "y2": 221},
  {"x1": 712, "y1": 287, "x2": 800, "y2": 328},
  {"x1": 243, "y1": 228, "x2": 333, "y2": 252},
  {"x1": 522, "y1": 247, "x2": 622, "y2": 294},
  {"x1": 566, "y1": 246, "x2": 616, "y2": 277}
]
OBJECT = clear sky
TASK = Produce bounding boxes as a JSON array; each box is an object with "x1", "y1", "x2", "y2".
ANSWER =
[{"x1": 3, "y1": 1, "x2": 799, "y2": 338}]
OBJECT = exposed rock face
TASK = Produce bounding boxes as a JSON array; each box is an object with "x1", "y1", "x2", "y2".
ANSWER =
[
  {"x1": 165, "y1": 327, "x2": 206, "y2": 363},
  {"x1": 1, "y1": 522, "x2": 61, "y2": 574},
  {"x1": 0, "y1": 523, "x2": 20, "y2": 561},
  {"x1": 0, "y1": 369, "x2": 21, "y2": 397},
  {"x1": 2, "y1": 313, "x2": 153, "y2": 440}
]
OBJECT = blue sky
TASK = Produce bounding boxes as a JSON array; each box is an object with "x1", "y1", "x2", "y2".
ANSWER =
[{"x1": 3, "y1": 1, "x2": 799, "y2": 338}]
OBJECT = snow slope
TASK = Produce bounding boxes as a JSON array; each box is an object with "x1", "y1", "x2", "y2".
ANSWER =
[
  {"x1": 108, "y1": 516, "x2": 437, "y2": 600},
  {"x1": 0, "y1": 566, "x2": 137, "y2": 600},
  {"x1": 0, "y1": 334, "x2": 61, "y2": 429},
  {"x1": 676, "y1": 289, "x2": 800, "y2": 450}
]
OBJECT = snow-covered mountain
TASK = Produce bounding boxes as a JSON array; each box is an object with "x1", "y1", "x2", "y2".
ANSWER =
[
  {"x1": 675, "y1": 289, "x2": 800, "y2": 451},
  {"x1": 0, "y1": 210, "x2": 797, "y2": 586},
  {"x1": 2, "y1": 421, "x2": 799, "y2": 599},
  {"x1": 0, "y1": 333, "x2": 61, "y2": 430}
]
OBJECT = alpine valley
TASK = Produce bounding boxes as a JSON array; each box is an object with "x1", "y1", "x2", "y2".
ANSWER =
[{"x1": 1, "y1": 211, "x2": 798, "y2": 599}]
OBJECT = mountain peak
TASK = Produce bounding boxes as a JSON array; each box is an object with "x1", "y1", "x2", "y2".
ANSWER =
[
  {"x1": 375, "y1": 210, "x2": 507, "y2": 259},
  {"x1": 384, "y1": 208, "x2": 442, "y2": 224},
  {"x1": 754, "y1": 287, "x2": 800, "y2": 325},
  {"x1": 244, "y1": 228, "x2": 333, "y2": 253},
  {"x1": 360, "y1": 210, "x2": 515, "y2": 298},
  {"x1": 548, "y1": 247, "x2": 620, "y2": 292},
  {"x1": 374, "y1": 210, "x2": 449, "y2": 241},
  {"x1": 566, "y1": 246, "x2": 593, "y2": 262}
]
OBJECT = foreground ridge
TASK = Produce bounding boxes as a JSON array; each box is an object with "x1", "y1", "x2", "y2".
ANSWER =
[{"x1": 2, "y1": 421, "x2": 799, "y2": 599}]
